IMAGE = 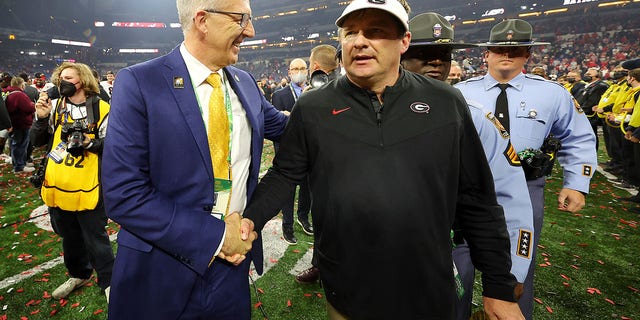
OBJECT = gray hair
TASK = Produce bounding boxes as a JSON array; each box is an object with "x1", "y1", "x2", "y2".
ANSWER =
[{"x1": 176, "y1": 0, "x2": 223, "y2": 35}]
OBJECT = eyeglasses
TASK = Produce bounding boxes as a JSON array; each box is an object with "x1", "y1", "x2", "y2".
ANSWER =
[
  {"x1": 487, "y1": 46, "x2": 530, "y2": 57},
  {"x1": 290, "y1": 67, "x2": 307, "y2": 72},
  {"x1": 204, "y1": 9, "x2": 252, "y2": 28}
]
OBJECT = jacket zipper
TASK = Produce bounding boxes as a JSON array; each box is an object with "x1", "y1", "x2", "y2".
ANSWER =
[{"x1": 367, "y1": 91, "x2": 384, "y2": 147}]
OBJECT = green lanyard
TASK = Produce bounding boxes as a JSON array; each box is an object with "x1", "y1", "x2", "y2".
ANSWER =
[{"x1": 193, "y1": 72, "x2": 234, "y2": 180}]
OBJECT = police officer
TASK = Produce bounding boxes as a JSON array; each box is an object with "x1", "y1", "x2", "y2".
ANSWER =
[
  {"x1": 455, "y1": 19, "x2": 597, "y2": 320},
  {"x1": 402, "y1": 12, "x2": 533, "y2": 320}
]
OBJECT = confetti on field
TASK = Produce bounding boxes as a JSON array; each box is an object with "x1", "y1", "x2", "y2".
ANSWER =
[
  {"x1": 253, "y1": 301, "x2": 262, "y2": 308},
  {"x1": 587, "y1": 288, "x2": 602, "y2": 295},
  {"x1": 534, "y1": 298, "x2": 543, "y2": 304}
]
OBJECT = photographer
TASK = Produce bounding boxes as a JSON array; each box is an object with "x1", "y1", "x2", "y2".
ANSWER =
[{"x1": 31, "y1": 62, "x2": 114, "y2": 302}]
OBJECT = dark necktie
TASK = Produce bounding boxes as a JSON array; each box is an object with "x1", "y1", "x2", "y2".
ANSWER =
[{"x1": 495, "y1": 83, "x2": 511, "y2": 132}]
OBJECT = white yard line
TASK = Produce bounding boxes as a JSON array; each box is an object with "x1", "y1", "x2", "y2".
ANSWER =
[{"x1": 2, "y1": 213, "x2": 294, "y2": 288}]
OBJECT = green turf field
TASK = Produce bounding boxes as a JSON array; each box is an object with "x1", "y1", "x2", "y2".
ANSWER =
[{"x1": 0, "y1": 140, "x2": 638, "y2": 320}]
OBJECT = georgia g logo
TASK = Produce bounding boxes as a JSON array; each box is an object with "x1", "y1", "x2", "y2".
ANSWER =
[{"x1": 410, "y1": 102, "x2": 431, "y2": 114}]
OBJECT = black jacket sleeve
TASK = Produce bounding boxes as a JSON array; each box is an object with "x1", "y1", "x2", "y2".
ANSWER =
[
  {"x1": 243, "y1": 101, "x2": 306, "y2": 232},
  {"x1": 30, "y1": 116, "x2": 52, "y2": 147},
  {"x1": 0, "y1": 97, "x2": 11, "y2": 131}
]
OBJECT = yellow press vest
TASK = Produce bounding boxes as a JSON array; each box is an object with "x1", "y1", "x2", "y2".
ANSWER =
[{"x1": 40, "y1": 98, "x2": 110, "y2": 211}]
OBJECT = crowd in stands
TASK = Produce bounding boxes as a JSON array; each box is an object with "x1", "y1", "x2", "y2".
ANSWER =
[{"x1": 2, "y1": 9, "x2": 640, "y2": 172}]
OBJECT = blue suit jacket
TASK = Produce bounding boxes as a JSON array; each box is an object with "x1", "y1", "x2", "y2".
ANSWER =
[
  {"x1": 102, "y1": 47, "x2": 287, "y2": 319},
  {"x1": 271, "y1": 84, "x2": 296, "y2": 112}
]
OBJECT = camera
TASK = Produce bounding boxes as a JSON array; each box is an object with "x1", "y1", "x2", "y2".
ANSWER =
[
  {"x1": 29, "y1": 166, "x2": 45, "y2": 188},
  {"x1": 60, "y1": 120, "x2": 89, "y2": 157},
  {"x1": 309, "y1": 70, "x2": 329, "y2": 89}
]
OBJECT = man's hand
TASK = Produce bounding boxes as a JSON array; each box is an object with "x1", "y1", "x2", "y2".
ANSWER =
[
  {"x1": 557, "y1": 188, "x2": 585, "y2": 213},
  {"x1": 240, "y1": 217, "x2": 256, "y2": 241},
  {"x1": 217, "y1": 212, "x2": 258, "y2": 265},
  {"x1": 35, "y1": 92, "x2": 52, "y2": 119},
  {"x1": 483, "y1": 297, "x2": 524, "y2": 320}
]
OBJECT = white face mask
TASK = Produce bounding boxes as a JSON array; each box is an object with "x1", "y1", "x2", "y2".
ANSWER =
[{"x1": 290, "y1": 72, "x2": 307, "y2": 85}]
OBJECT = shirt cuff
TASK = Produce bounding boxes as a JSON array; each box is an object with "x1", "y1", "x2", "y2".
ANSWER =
[{"x1": 208, "y1": 226, "x2": 226, "y2": 267}]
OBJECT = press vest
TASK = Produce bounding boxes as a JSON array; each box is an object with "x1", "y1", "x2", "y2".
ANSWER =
[{"x1": 40, "y1": 98, "x2": 109, "y2": 211}]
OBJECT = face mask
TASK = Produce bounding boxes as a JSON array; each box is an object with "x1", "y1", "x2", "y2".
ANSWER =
[
  {"x1": 582, "y1": 75, "x2": 593, "y2": 82},
  {"x1": 290, "y1": 72, "x2": 307, "y2": 85},
  {"x1": 567, "y1": 77, "x2": 576, "y2": 84},
  {"x1": 59, "y1": 79, "x2": 78, "y2": 97}
]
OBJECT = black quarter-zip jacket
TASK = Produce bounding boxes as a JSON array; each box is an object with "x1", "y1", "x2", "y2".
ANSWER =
[{"x1": 244, "y1": 69, "x2": 517, "y2": 319}]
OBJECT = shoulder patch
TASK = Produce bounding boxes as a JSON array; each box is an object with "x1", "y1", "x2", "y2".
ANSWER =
[
  {"x1": 486, "y1": 112, "x2": 510, "y2": 139},
  {"x1": 503, "y1": 142, "x2": 521, "y2": 167},
  {"x1": 524, "y1": 73, "x2": 546, "y2": 81},
  {"x1": 516, "y1": 229, "x2": 532, "y2": 259}
]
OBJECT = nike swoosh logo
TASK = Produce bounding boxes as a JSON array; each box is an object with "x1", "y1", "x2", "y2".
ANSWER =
[{"x1": 332, "y1": 107, "x2": 351, "y2": 115}]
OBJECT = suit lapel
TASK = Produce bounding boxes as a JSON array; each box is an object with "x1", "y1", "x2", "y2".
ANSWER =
[
  {"x1": 223, "y1": 68, "x2": 259, "y2": 134},
  {"x1": 163, "y1": 49, "x2": 213, "y2": 177}
]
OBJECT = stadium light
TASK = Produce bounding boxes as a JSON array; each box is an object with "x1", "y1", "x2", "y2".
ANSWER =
[
  {"x1": 597, "y1": 0, "x2": 629, "y2": 6},
  {"x1": 519, "y1": 12, "x2": 541, "y2": 17},
  {"x1": 478, "y1": 17, "x2": 496, "y2": 23},
  {"x1": 94, "y1": 21, "x2": 105, "y2": 27},
  {"x1": 51, "y1": 38, "x2": 92, "y2": 47},
  {"x1": 544, "y1": 8, "x2": 569, "y2": 14},
  {"x1": 119, "y1": 49, "x2": 159, "y2": 54}
]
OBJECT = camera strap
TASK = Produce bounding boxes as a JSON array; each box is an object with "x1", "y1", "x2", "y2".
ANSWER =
[{"x1": 85, "y1": 95, "x2": 100, "y2": 133}]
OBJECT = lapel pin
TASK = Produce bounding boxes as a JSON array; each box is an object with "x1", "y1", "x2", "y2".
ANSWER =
[{"x1": 173, "y1": 77, "x2": 184, "y2": 89}]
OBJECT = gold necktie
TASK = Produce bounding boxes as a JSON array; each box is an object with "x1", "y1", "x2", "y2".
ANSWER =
[{"x1": 205, "y1": 73, "x2": 230, "y2": 180}]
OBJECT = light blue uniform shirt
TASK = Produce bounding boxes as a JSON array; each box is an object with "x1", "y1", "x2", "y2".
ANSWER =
[
  {"x1": 466, "y1": 101, "x2": 534, "y2": 282},
  {"x1": 456, "y1": 73, "x2": 597, "y2": 193}
]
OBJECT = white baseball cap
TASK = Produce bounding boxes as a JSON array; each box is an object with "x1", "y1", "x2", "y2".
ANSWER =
[{"x1": 335, "y1": 0, "x2": 409, "y2": 32}]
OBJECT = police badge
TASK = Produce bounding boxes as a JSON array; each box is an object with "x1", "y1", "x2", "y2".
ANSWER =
[{"x1": 433, "y1": 23, "x2": 442, "y2": 38}]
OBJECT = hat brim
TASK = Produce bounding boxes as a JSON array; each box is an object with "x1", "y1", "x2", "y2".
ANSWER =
[
  {"x1": 410, "y1": 41, "x2": 477, "y2": 49},
  {"x1": 477, "y1": 41, "x2": 550, "y2": 47},
  {"x1": 621, "y1": 58, "x2": 640, "y2": 70},
  {"x1": 335, "y1": 0, "x2": 409, "y2": 32}
]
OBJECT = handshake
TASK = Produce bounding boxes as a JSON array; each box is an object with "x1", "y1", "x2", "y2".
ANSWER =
[{"x1": 217, "y1": 212, "x2": 258, "y2": 266}]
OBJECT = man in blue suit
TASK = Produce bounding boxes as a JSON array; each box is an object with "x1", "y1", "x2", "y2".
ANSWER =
[{"x1": 101, "y1": 0, "x2": 287, "y2": 319}]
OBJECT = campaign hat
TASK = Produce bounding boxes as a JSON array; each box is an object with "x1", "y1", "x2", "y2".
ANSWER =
[
  {"x1": 478, "y1": 19, "x2": 550, "y2": 47},
  {"x1": 622, "y1": 58, "x2": 640, "y2": 70},
  {"x1": 408, "y1": 12, "x2": 476, "y2": 49},
  {"x1": 336, "y1": 0, "x2": 409, "y2": 32}
]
